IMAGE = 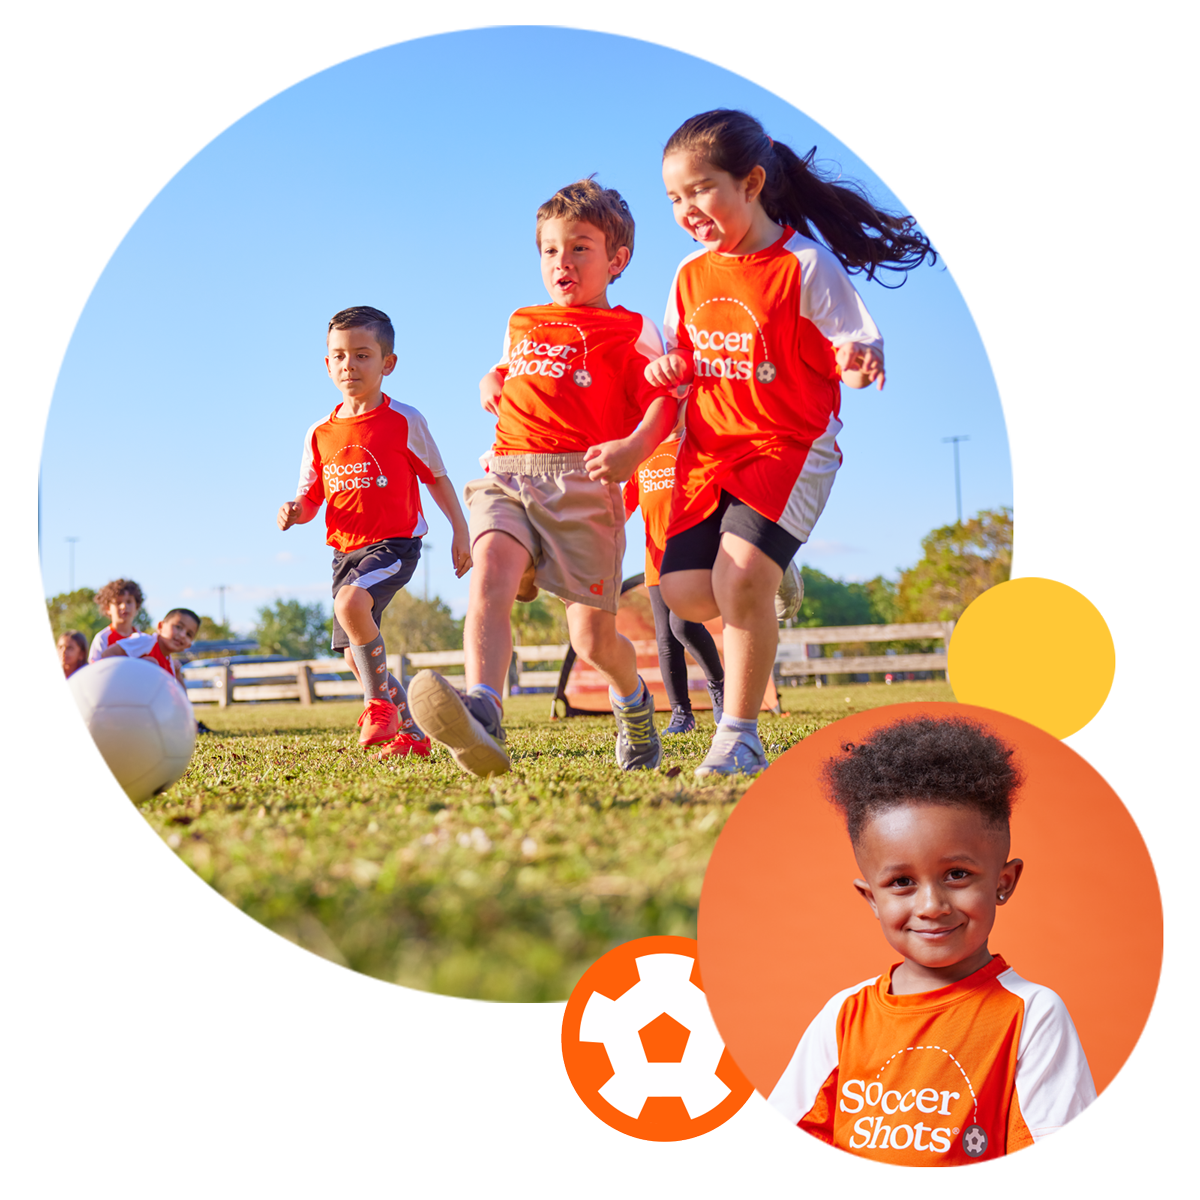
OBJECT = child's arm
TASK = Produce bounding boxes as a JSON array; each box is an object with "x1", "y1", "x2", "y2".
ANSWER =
[
  {"x1": 277, "y1": 494, "x2": 321, "y2": 532},
  {"x1": 836, "y1": 343, "x2": 886, "y2": 390},
  {"x1": 424, "y1": 474, "x2": 473, "y2": 578},
  {"x1": 583, "y1": 396, "x2": 679, "y2": 485},
  {"x1": 644, "y1": 351, "x2": 694, "y2": 389},
  {"x1": 479, "y1": 369, "x2": 505, "y2": 416}
]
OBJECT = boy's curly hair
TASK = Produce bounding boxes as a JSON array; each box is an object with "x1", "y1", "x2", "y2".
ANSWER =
[
  {"x1": 95, "y1": 578, "x2": 144, "y2": 610},
  {"x1": 535, "y1": 177, "x2": 635, "y2": 280},
  {"x1": 822, "y1": 715, "x2": 1023, "y2": 845}
]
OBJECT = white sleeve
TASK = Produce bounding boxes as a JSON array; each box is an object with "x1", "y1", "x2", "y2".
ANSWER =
[
  {"x1": 767, "y1": 978, "x2": 875, "y2": 1125},
  {"x1": 393, "y1": 402, "x2": 447, "y2": 478},
  {"x1": 295, "y1": 415, "x2": 326, "y2": 499},
  {"x1": 999, "y1": 970, "x2": 1098, "y2": 1140},
  {"x1": 634, "y1": 314, "x2": 665, "y2": 362},
  {"x1": 787, "y1": 233, "x2": 883, "y2": 351},
  {"x1": 493, "y1": 311, "x2": 516, "y2": 371},
  {"x1": 661, "y1": 252, "x2": 703, "y2": 354},
  {"x1": 116, "y1": 632, "x2": 157, "y2": 659},
  {"x1": 88, "y1": 629, "x2": 108, "y2": 663}
]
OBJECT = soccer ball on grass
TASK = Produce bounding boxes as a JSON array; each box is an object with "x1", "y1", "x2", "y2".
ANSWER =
[{"x1": 69, "y1": 657, "x2": 197, "y2": 802}]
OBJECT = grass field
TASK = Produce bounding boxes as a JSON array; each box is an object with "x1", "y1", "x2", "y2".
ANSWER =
[{"x1": 140, "y1": 679, "x2": 953, "y2": 1002}]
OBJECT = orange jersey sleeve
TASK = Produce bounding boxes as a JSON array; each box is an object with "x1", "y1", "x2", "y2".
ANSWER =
[
  {"x1": 661, "y1": 229, "x2": 880, "y2": 543},
  {"x1": 768, "y1": 956, "x2": 1096, "y2": 1165},
  {"x1": 296, "y1": 395, "x2": 446, "y2": 553},
  {"x1": 490, "y1": 305, "x2": 668, "y2": 454}
]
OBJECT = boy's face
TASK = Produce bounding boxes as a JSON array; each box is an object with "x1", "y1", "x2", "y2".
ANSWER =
[
  {"x1": 852, "y1": 802, "x2": 1023, "y2": 984},
  {"x1": 106, "y1": 592, "x2": 139, "y2": 628},
  {"x1": 538, "y1": 218, "x2": 630, "y2": 309},
  {"x1": 157, "y1": 613, "x2": 199, "y2": 654},
  {"x1": 325, "y1": 326, "x2": 397, "y2": 403}
]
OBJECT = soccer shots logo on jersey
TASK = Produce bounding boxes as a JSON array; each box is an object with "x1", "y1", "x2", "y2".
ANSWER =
[
  {"x1": 322, "y1": 445, "x2": 389, "y2": 493},
  {"x1": 506, "y1": 324, "x2": 591, "y2": 388},
  {"x1": 684, "y1": 297, "x2": 776, "y2": 384}
]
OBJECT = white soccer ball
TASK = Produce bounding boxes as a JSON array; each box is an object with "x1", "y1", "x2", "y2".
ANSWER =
[{"x1": 69, "y1": 657, "x2": 198, "y2": 802}]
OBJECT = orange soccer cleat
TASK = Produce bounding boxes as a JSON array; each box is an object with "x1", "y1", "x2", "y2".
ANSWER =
[
  {"x1": 357, "y1": 698, "x2": 399, "y2": 747},
  {"x1": 375, "y1": 731, "x2": 433, "y2": 761}
]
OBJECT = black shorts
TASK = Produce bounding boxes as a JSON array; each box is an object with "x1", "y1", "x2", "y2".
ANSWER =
[
  {"x1": 659, "y1": 492, "x2": 802, "y2": 576},
  {"x1": 330, "y1": 537, "x2": 421, "y2": 650}
]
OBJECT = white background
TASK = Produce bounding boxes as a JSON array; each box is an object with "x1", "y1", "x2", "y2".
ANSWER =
[{"x1": 4, "y1": 2, "x2": 1194, "y2": 1195}]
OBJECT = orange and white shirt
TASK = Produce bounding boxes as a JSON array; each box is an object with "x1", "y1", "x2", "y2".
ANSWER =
[
  {"x1": 88, "y1": 624, "x2": 134, "y2": 664},
  {"x1": 491, "y1": 305, "x2": 669, "y2": 455},
  {"x1": 662, "y1": 228, "x2": 881, "y2": 542},
  {"x1": 623, "y1": 434, "x2": 682, "y2": 586},
  {"x1": 296, "y1": 395, "x2": 446, "y2": 553},
  {"x1": 108, "y1": 631, "x2": 177, "y2": 677},
  {"x1": 768, "y1": 956, "x2": 1096, "y2": 1165}
]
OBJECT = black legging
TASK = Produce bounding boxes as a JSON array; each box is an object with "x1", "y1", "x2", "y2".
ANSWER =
[{"x1": 648, "y1": 584, "x2": 724, "y2": 711}]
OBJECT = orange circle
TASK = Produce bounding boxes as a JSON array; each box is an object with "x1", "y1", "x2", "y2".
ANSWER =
[
  {"x1": 697, "y1": 703, "x2": 1162, "y2": 1110},
  {"x1": 561, "y1": 935, "x2": 754, "y2": 1141}
]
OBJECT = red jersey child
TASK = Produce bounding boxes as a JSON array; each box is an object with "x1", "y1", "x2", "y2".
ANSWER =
[
  {"x1": 407, "y1": 179, "x2": 679, "y2": 778},
  {"x1": 88, "y1": 578, "x2": 146, "y2": 662},
  {"x1": 277, "y1": 307, "x2": 471, "y2": 760},
  {"x1": 623, "y1": 418, "x2": 725, "y2": 734},
  {"x1": 767, "y1": 716, "x2": 1096, "y2": 1164},
  {"x1": 99, "y1": 607, "x2": 199, "y2": 686}
]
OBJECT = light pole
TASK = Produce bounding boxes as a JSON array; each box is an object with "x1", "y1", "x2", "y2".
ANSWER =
[
  {"x1": 214, "y1": 584, "x2": 228, "y2": 628},
  {"x1": 942, "y1": 435, "x2": 970, "y2": 525},
  {"x1": 65, "y1": 537, "x2": 80, "y2": 591}
]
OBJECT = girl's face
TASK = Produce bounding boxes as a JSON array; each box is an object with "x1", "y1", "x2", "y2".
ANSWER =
[
  {"x1": 852, "y1": 802, "x2": 1023, "y2": 993},
  {"x1": 663, "y1": 151, "x2": 763, "y2": 254},
  {"x1": 59, "y1": 637, "x2": 84, "y2": 675}
]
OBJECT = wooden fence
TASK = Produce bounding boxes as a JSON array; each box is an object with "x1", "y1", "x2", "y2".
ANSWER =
[{"x1": 183, "y1": 622, "x2": 951, "y2": 707}]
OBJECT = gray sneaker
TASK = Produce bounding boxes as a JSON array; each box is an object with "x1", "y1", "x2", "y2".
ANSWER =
[
  {"x1": 706, "y1": 680, "x2": 725, "y2": 727},
  {"x1": 775, "y1": 560, "x2": 804, "y2": 621},
  {"x1": 611, "y1": 678, "x2": 662, "y2": 770},
  {"x1": 694, "y1": 727, "x2": 768, "y2": 778},
  {"x1": 664, "y1": 706, "x2": 696, "y2": 735},
  {"x1": 407, "y1": 671, "x2": 511, "y2": 777}
]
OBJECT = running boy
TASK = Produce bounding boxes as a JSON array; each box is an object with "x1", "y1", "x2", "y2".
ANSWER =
[
  {"x1": 277, "y1": 306, "x2": 471, "y2": 759},
  {"x1": 88, "y1": 578, "x2": 146, "y2": 662},
  {"x1": 767, "y1": 715, "x2": 1096, "y2": 1164},
  {"x1": 408, "y1": 179, "x2": 679, "y2": 777},
  {"x1": 100, "y1": 607, "x2": 200, "y2": 684}
]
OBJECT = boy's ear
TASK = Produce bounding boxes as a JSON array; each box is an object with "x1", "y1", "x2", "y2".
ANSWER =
[
  {"x1": 853, "y1": 877, "x2": 880, "y2": 919},
  {"x1": 608, "y1": 245, "x2": 632, "y2": 279},
  {"x1": 381, "y1": 353, "x2": 398, "y2": 376},
  {"x1": 996, "y1": 857, "x2": 1024, "y2": 905}
]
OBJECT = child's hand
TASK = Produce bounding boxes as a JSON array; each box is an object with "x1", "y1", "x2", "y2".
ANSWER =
[
  {"x1": 277, "y1": 500, "x2": 302, "y2": 531},
  {"x1": 836, "y1": 342, "x2": 886, "y2": 390},
  {"x1": 584, "y1": 438, "x2": 638, "y2": 484},
  {"x1": 645, "y1": 352, "x2": 694, "y2": 389},
  {"x1": 479, "y1": 370, "x2": 504, "y2": 416},
  {"x1": 450, "y1": 529, "x2": 473, "y2": 578}
]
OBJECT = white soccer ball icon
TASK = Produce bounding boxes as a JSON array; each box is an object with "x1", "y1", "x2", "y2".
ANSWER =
[
  {"x1": 755, "y1": 361, "x2": 777, "y2": 383},
  {"x1": 376, "y1": 475, "x2": 388, "y2": 487},
  {"x1": 69, "y1": 657, "x2": 198, "y2": 802},
  {"x1": 962, "y1": 1124, "x2": 988, "y2": 1157},
  {"x1": 573, "y1": 369, "x2": 592, "y2": 388},
  {"x1": 579, "y1": 952, "x2": 731, "y2": 1119}
]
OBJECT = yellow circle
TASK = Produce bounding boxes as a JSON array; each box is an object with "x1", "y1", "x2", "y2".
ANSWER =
[{"x1": 947, "y1": 578, "x2": 1115, "y2": 738}]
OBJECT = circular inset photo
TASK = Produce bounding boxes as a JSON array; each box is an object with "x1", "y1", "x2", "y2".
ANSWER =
[{"x1": 697, "y1": 702, "x2": 1162, "y2": 1165}]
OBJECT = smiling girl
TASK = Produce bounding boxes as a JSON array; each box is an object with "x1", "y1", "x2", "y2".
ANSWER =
[
  {"x1": 766, "y1": 715, "x2": 1096, "y2": 1165},
  {"x1": 645, "y1": 109, "x2": 935, "y2": 776}
]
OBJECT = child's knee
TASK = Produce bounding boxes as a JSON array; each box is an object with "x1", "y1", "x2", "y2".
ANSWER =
[{"x1": 334, "y1": 584, "x2": 372, "y2": 620}]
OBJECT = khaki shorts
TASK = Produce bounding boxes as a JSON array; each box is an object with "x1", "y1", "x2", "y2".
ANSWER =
[{"x1": 465, "y1": 453, "x2": 625, "y2": 613}]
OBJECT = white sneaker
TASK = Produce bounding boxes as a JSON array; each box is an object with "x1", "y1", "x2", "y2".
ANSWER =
[
  {"x1": 775, "y1": 560, "x2": 804, "y2": 621},
  {"x1": 694, "y1": 727, "x2": 768, "y2": 777}
]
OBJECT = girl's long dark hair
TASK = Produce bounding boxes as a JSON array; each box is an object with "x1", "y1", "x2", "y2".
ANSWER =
[{"x1": 664, "y1": 109, "x2": 936, "y2": 283}]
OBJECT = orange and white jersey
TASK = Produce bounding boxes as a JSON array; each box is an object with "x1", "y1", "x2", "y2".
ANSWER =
[
  {"x1": 296, "y1": 395, "x2": 446, "y2": 553},
  {"x1": 88, "y1": 624, "x2": 133, "y2": 664},
  {"x1": 110, "y1": 631, "x2": 176, "y2": 676},
  {"x1": 623, "y1": 434, "x2": 682, "y2": 586},
  {"x1": 662, "y1": 228, "x2": 881, "y2": 542},
  {"x1": 491, "y1": 305, "x2": 669, "y2": 454},
  {"x1": 768, "y1": 956, "x2": 1096, "y2": 1165}
]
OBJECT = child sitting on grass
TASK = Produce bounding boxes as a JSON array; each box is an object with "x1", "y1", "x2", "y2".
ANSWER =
[
  {"x1": 100, "y1": 607, "x2": 200, "y2": 685},
  {"x1": 87, "y1": 578, "x2": 145, "y2": 662},
  {"x1": 38, "y1": 633, "x2": 87, "y2": 734},
  {"x1": 408, "y1": 179, "x2": 679, "y2": 777},
  {"x1": 767, "y1": 715, "x2": 1095, "y2": 1164}
]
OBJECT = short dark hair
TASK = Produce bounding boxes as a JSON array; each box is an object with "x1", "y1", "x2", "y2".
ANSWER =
[
  {"x1": 162, "y1": 608, "x2": 201, "y2": 629},
  {"x1": 327, "y1": 306, "x2": 395, "y2": 358},
  {"x1": 95, "y1": 578, "x2": 144, "y2": 610},
  {"x1": 822, "y1": 715, "x2": 1023, "y2": 846},
  {"x1": 535, "y1": 177, "x2": 635, "y2": 281},
  {"x1": 59, "y1": 630, "x2": 88, "y2": 657}
]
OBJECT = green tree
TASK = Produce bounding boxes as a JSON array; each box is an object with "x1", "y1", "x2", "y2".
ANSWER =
[
  {"x1": 510, "y1": 594, "x2": 569, "y2": 647},
  {"x1": 795, "y1": 567, "x2": 892, "y2": 628},
  {"x1": 45, "y1": 587, "x2": 152, "y2": 642},
  {"x1": 895, "y1": 507, "x2": 1013, "y2": 622},
  {"x1": 378, "y1": 591, "x2": 464, "y2": 662},
  {"x1": 253, "y1": 599, "x2": 332, "y2": 658}
]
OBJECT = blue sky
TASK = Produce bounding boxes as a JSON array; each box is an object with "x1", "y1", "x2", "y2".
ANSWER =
[{"x1": 38, "y1": 25, "x2": 1011, "y2": 633}]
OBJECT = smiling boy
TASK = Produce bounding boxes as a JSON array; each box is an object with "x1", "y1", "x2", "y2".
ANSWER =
[
  {"x1": 100, "y1": 607, "x2": 200, "y2": 685},
  {"x1": 768, "y1": 715, "x2": 1096, "y2": 1164},
  {"x1": 278, "y1": 306, "x2": 471, "y2": 759},
  {"x1": 407, "y1": 179, "x2": 679, "y2": 777}
]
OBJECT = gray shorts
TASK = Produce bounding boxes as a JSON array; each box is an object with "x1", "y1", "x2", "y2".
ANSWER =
[{"x1": 465, "y1": 454, "x2": 625, "y2": 613}]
